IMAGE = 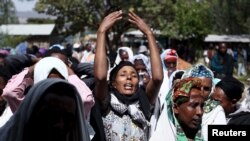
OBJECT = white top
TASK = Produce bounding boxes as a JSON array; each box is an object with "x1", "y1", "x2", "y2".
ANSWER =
[
  {"x1": 0, "y1": 105, "x2": 13, "y2": 128},
  {"x1": 149, "y1": 103, "x2": 176, "y2": 141},
  {"x1": 201, "y1": 105, "x2": 227, "y2": 141}
]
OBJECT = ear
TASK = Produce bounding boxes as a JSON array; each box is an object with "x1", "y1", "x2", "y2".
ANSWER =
[
  {"x1": 112, "y1": 82, "x2": 116, "y2": 88},
  {"x1": 173, "y1": 103, "x2": 179, "y2": 114},
  {"x1": 231, "y1": 98, "x2": 238, "y2": 105}
]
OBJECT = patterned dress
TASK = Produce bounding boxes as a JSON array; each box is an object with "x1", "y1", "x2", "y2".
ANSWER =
[{"x1": 101, "y1": 94, "x2": 149, "y2": 141}]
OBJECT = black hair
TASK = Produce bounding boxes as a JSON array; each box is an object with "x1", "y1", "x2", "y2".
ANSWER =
[
  {"x1": 0, "y1": 65, "x2": 11, "y2": 85},
  {"x1": 43, "y1": 48, "x2": 67, "y2": 58},
  {"x1": 216, "y1": 76, "x2": 244, "y2": 101},
  {"x1": 173, "y1": 71, "x2": 185, "y2": 82}
]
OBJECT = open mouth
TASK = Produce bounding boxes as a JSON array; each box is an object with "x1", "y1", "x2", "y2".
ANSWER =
[
  {"x1": 192, "y1": 118, "x2": 202, "y2": 125},
  {"x1": 124, "y1": 83, "x2": 133, "y2": 90}
]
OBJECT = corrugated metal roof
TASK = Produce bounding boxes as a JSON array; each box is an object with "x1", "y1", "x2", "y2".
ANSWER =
[
  {"x1": 205, "y1": 34, "x2": 250, "y2": 43},
  {"x1": 0, "y1": 24, "x2": 55, "y2": 35}
]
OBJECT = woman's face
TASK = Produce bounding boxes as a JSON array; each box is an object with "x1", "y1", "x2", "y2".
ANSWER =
[
  {"x1": 134, "y1": 59, "x2": 150, "y2": 86},
  {"x1": 199, "y1": 77, "x2": 213, "y2": 99},
  {"x1": 212, "y1": 87, "x2": 233, "y2": 116},
  {"x1": 113, "y1": 66, "x2": 139, "y2": 95},
  {"x1": 30, "y1": 92, "x2": 76, "y2": 141},
  {"x1": 119, "y1": 51, "x2": 129, "y2": 61},
  {"x1": 174, "y1": 88, "x2": 204, "y2": 130}
]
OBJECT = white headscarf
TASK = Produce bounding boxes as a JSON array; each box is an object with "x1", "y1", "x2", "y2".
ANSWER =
[
  {"x1": 34, "y1": 57, "x2": 68, "y2": 84},
  {"x1": 132, "y1": 54, "x2": 151, "y2": 77},
  {"x1": 114, "y1": 47, "x2": 134, "y2": 66}
]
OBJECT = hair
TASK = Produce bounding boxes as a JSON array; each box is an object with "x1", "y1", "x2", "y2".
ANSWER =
[
  {"x1": 26, "y1": 45, "x2": 39, "y2": 55},
  {"x1": 43, "y1": 48, "x2": 67, "y2": 58},
  {"x1": 173, "y1": 71, "x2": 185, "y2": 83},
  {"x1": 216, "y1": 76, "x2": 244, "y2": 101},
  {"x1": 0, "y1": 65, "x2": 11, "y2": 84}
]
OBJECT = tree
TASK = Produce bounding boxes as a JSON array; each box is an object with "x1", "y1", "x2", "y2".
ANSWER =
[
  {"x1": 163, "y1": 0, "x2": 212, "y2": 39},
  {"x1": 0, "y1": 0, "x2": 18, "y2": 24},
  {"x1": 209, "y1": 0, "x2": 250, "y2": 34},
  {"x1": 0, "y1": 0, "x2": 19, "y2": 48}
]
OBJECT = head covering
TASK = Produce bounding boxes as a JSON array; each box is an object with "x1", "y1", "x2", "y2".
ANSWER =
[
  {"x1": 132, "y1": 54, "x2": 151, "y2": 77},
  {"x1": 0, "y1": 78, "x2": 90, "y2": 141},
  {"x1": 34, "y1": 57, "x2": 68, "y2": 84},
  {"x1": 0, "y1": 49, "x2": 9, "y2": 56},
  {"x1": 216, "y1": 76, "x2": 244, "y2": 101},
  {"x1": 137, "y1": 45, "x2": 148, "y2": 54},
  {"x1": 160, "y1": 49, "x2": 178, "y2": 71},
  {"x1": 182, "y1": 64, "x2": 214, "y2": 80},
  {"x1": 173, "y1": 77, "x2": 202, "y2": 103},
  {"x1": 213, "y1": 78, "x2": 221, "y2": 85},
  {"x1": 38, "y1": 48, "x2": 47, "y2": 55},
  {"x1": 15, "y1": 41, "x2": 28, "y2": 55},
  {"x1": 4, "y1": 54, "x2": 34, "y2": 76},
  {"x1": 114, "y1": 47, "x2": 134, "y2": 66},
  {"x1": 49, "y1": 44, "x2": 65, "y2": 50},
  {"x1": 73, "y1": 43, "x2": 81, "y2": 49},
  {"x1": 162, "y1": 77, "x2": 203, "y2": 141},
  {"x1": 164, "y1": 49, "x2": 177, "y2": 61}
]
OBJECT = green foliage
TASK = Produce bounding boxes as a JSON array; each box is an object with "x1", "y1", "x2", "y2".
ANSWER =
[
  {"x1": 0, "y1": 0, "x2": 18, "y2": 24},
  {"x1": 27, "y1": 18, "x2": 55, "y2": 24},
  {"x1": 33, "y1": 0, "x2": 249, "y2": 43},
  {"x1": 0, "y1": 34, "x2": 27, "y2": 48},
  {"x1": 162, "y1": 0, "x2": 212, "y2": 39},
  {"x1": 209, "y1": 0, "x2": 250, "y2": 34}
]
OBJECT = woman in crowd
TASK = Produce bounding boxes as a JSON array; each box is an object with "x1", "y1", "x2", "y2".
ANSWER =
[
  {"x1": 150, "y1": 77, "x2": 205, "y2": 141},
  {"x1": 114, "y1": 47, "x2": 134, "y2": 67},
  {"x1": 2, "y1": 49, "x2": 94, "y2": 120},
  {"x1": 0, "y1": 78, "x2": 90, "y2": 141},
  {"x1": 132, "y1": 54, "x2": 151, "y2": 88},
  {"x1": 212, "y1": 76, "x2": 245, "y2": 120},
  {"x1": 93, "y1": 10, "x2": 163, "y2": 140},
  {"x1": 181, "y1": 64, "x2": 227, "y2": 141}
]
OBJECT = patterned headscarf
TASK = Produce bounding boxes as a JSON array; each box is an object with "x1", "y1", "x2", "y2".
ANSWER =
[
  {"x1": 165, "y1": 77, "x2": 204, "y2": 141},
  {"x1": 181, "y1": 64, "x2": 218, "y2": 113},
  {"x1": 173, "y1": 77, "x2": 202, "y2": 103},
  {"x1": 182, "y1": 64, "x2": 214, "y2": 80},
  {"x1": 160, "y1": 49, "x2": 178, "y2": 71}
]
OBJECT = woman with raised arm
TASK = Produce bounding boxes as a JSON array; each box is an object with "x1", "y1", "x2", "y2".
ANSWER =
[{"x1": 93, "y1": 10, "x2": 163, "y2": 140}]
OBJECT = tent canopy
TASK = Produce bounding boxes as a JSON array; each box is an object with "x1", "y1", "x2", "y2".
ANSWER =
[
  {"x1": 204, "y1": 34, "x2": 250, "y2": 43},
  {"x1": 0, "y1": 24, "x2": 55, "y2": 35},
  {"x1": 124, "y1": 30, "x2": 161, "y2": 37}
]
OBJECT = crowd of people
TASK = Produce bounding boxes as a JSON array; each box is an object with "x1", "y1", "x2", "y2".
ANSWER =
[{"x1": 0, "y1": 10, "x2": 249, "y2": 141}]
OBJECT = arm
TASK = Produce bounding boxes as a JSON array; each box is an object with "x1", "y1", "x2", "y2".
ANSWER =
[
  {"x1": 2, "y1": 68, "x2": 34, "y2": 113},
  {"x1": 128, "y1": 11, "x2": 163, "y2": 105},
  {"x1": 68, "y1": 74, "x2": 94, "y2": 119},
  {"x1": 94, "y1": 10, "x2": 123, "y2": 101},
  {"x1": 67, "y1": 66, "x2": 95, "y2": 119}
]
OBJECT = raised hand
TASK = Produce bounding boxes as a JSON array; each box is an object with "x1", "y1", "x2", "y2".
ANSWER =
[
  {"x1": 98, "y1": 10, "x2": 123, "y2": 33},
  {"x1": 128, "y1": 11, "x2": 152, "y2": 35}
]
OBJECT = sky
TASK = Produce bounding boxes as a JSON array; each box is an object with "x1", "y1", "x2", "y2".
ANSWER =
[{"x1": 12, "y1": 0, "x2": 37, "y2": 12}]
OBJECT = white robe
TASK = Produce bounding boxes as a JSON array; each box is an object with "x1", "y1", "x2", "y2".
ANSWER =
[
  {"x1": 201, "y1": 105, "x2": 227, "y2": 141},
  {"x1": 0, "y1": 105, "x2": 13, "y2": 128},
  {"x1": 149, "y1": 103, "x2": 176, "y2": 141}
]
